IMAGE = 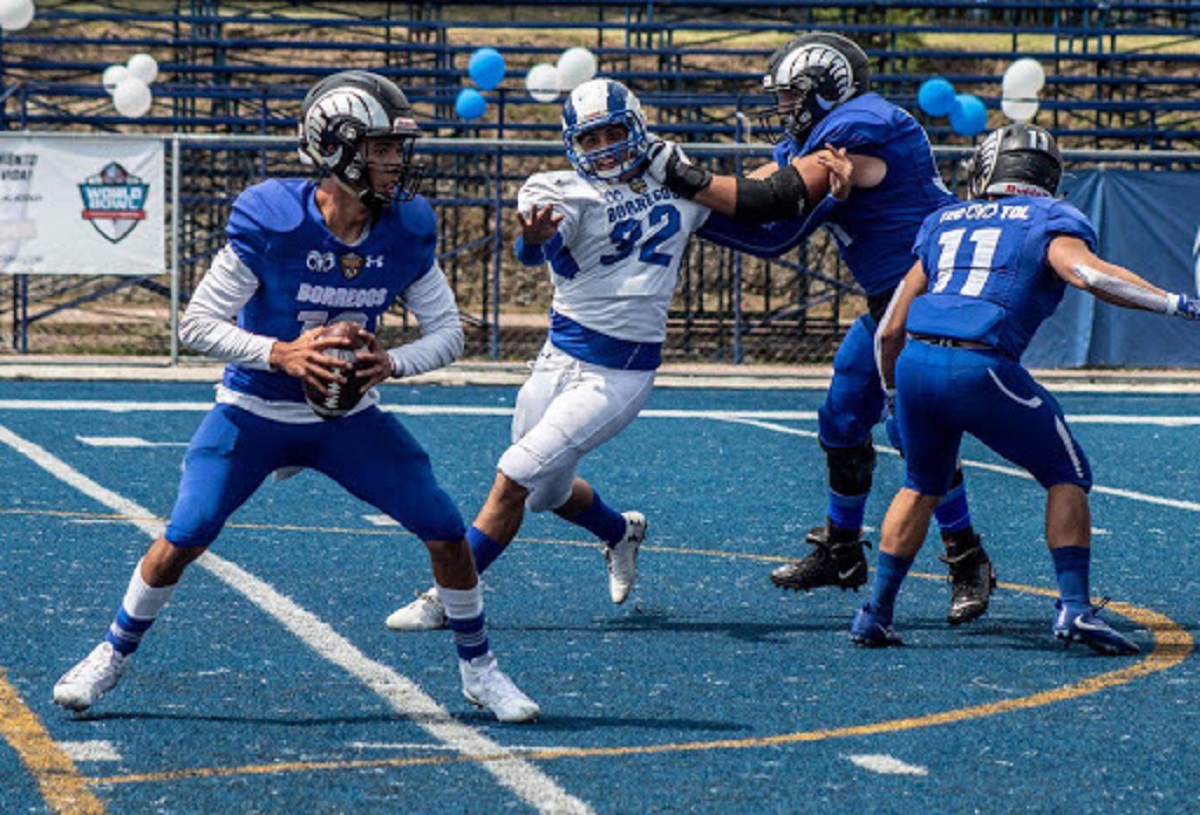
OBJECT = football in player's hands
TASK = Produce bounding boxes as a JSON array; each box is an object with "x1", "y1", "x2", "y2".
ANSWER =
[{"x1": 303, "y1": 321, "x2": 368, "y2": 420}]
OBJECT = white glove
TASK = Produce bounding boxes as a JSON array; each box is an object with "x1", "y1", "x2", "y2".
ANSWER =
[{"x1": 644, "y1": 138, "x2": 691, "y2": 184}]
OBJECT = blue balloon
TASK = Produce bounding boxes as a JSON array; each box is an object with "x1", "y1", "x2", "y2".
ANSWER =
[
  {"x1": 468, "y1": 47, "x2": 506, "y2": 91},
  {"x1": 455, "y1": 87, "x2": 488, "y2": 120},
  {"x1": 917, "y1": 77, "x2": 956, "y2": 117},
  {"x1": 949, "y1": 93, "x2": 988, "y2": 137}
]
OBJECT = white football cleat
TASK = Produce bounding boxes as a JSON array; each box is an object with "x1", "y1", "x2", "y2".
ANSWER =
[
  {"x1": 53, "y1": 641, "x2": 129, "y2": 712},
  {"x1": 604, "y1": 511, "x2": 646, "y2": 605},
  {"x1": 460, "y1": 653, "x2": 540, "y2": 723},
  {"x1": 385, "y1": 588, "x2": 446, "y2": 631}
]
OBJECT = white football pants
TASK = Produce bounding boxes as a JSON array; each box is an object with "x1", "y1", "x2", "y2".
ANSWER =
[{"x1": 497, "y1": 342, "x2": 656, "y2": 512}]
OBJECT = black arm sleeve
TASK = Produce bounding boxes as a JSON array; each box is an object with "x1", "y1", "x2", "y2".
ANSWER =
[{"x1": 733, "y1": 164, "x2": 808, "y2": 223}]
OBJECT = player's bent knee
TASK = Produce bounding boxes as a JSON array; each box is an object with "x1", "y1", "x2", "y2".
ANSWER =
[{"x1": 498, "y1": 446, "x2": 574, "y2": 514}]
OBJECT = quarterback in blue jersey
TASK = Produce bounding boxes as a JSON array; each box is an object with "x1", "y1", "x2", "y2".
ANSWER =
[
  {"x1": 53, "y1": 71, "x2": 539, "y2": 722},
  {"x1": 647, "y1": 32, "x2": 996, "y2": 624},
  {"x1": 853, "y1": 123, "x2": 1200, "y2": 653}
]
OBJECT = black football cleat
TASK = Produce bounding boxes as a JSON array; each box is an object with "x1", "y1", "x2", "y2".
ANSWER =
[
  {"x1": 939, "y1": 534, "x2": 997, "y2": 626},
  {"x1": 771, "y1": 525, "x2": 870, "y2": 592}
]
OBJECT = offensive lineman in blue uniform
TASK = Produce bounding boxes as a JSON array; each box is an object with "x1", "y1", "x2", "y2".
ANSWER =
[
  {"x1": 647, "y1": 32, "x2": 996, "y2": 624},
  {"x1": 854, "y1": 123, "x2": 1200, "y2": 652},
  {"x1": 53, "y1": 71, "x2": 539, "y2": 722}
]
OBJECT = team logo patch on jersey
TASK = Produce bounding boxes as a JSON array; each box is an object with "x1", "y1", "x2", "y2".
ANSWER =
[
  {"x1": 77, "y1": 162, "x2": 148, "y2": 244},
  {"x1": 340, "y1": 252, "x2": 365, "y2": 280},
  {"x1": 629, "y1": 177, "x2": 648, "y2": 195}
]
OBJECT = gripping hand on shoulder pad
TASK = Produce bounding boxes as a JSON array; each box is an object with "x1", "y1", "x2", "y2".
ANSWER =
[{"x1": 644, "y1": 138, "x2": 712, "y2": 199}]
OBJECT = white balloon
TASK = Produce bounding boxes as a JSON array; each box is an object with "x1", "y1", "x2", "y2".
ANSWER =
[
  {"x1": 555, "y1": 47, "x2": 597, "y2": 92},
  {"x1": 1001, "y1": 97, "x2": 1040, "y2": 123},
  {"x1": 525, "y1": 63, "x2": 561, "y2": 103},
  {"x1": 112, "y1": 77, "x2": 152, "y2": 117},
  {"x1": 127, "y1": 52, "x2": 159, "y2": 84},
  {"x1": 0, "y1": 0, "x2": 35, "y2": 31},
  {"x1": 101, "y1": 64, "x2": 130, "y2": 95},
  {"x1": 1002, "y1": 58, "x2": 1046, "y2": 99}
]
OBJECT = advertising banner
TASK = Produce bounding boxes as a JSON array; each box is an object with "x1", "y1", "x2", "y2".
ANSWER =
[{"x1": 0, "y1": 134, "x2": 164, "y2": 276}]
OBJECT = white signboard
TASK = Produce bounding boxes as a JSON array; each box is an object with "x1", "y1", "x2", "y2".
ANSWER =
[{"x1": 0, "y1": 134, "x2": 164, "y2": 275}]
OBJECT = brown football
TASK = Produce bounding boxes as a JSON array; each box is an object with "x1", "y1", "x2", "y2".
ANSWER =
[{"x1": 302, "y1": 321, "x2": 369, "y2": 420}]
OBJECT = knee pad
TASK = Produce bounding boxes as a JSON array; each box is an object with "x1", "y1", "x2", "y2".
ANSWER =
[{"x1": 822, "y1": 438, "x2": 876, "y2": 497}]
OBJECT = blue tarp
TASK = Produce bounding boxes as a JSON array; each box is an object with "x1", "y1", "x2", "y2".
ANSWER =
[{"x1": 1025, "y1": 169, "x2": 1200, "y2": 368}]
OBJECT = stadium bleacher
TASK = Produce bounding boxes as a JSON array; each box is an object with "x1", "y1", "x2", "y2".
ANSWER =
[
  {"x1": 0, "y1": 1, "x2": 1198, "y2": 360},
  {"x1": 3, "y1": 1, "x2": 1198, "y2": 146}
]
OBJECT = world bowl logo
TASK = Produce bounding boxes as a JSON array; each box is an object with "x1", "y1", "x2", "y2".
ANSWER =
[{"x1": 78, "y1": 162, "x2": 148, "y2": 243}]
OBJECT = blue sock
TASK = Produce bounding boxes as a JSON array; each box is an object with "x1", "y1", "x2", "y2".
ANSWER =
[
  {"x1": 568, "y1": 489, "x2": 627, "y2": 545},
  {"x1": 439, "y1": 585, "x2": 489, "y2": 662},
  {"x1": 934, "y1": 481, "x2": 971, "y2": 534},
  {"x1": 1051, "y1": 545, "x2": 1091, "y2": 608},
  {"x1": 828, "y1": 490, "x2": 868, "y2": 533},
  {"x1": 869, "y1": 551, "x2": 914, "y2": 622},
  {"x1": 104, "y1": 563, "x2": 174, "y2": 656},
  {"x1": 466, "y1": 526, "x2": 506, "y2": 575},
  {"x1": 105, "y1": 607, "x2": 154, "y2": 656}
]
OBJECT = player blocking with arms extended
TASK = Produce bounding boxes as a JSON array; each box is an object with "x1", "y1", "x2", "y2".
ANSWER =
[
  {"x1": 386, "y1": 78, "x2": 723, "y2": 630},
  {"x1": 854, "y1": 123, "x2": 1200, "y2": 651},
  {"x1": 646, "y1": 32, "x2": 997, "y2": 624},
  {"x1": 53, "y1": 70, "x2": 538, "y2": 722}
]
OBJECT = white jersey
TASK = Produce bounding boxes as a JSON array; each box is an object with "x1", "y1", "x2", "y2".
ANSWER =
[{"x1": 517, "y1": 170, "x2": 710, "y2": 345}]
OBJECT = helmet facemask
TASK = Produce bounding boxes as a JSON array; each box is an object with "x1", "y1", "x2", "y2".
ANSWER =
[
  {"x1": 566, "y1": 115, "x2": 648, "y2": 182},
  {"x1": 357, "y1": 134, "x2": 424, "y2": 207}
]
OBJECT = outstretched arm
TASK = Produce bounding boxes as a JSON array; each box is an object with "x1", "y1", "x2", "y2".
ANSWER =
[
  {"x1": 648, "y1": 140, "x2": 885, "y2": 223},
  {"x1": 1047, "y1": 236, "x2": 1200, "y2": 319},
  {"x1": 693, "y1": 145, "x2": 855, "y2": 258}
]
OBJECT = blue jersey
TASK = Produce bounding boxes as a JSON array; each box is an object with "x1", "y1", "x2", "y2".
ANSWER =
[
  {"x1": 908, "y1": 196, "x2": 1098, "y2": 358},
  {"x1": 222, "y1": 178, "x2": 438, "y2": 403},
  {"x1": 772, "y1": 93, "x2": 956, "y2": 296}
]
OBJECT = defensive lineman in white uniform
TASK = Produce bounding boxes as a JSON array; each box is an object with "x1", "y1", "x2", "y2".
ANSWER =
[{"x1": 386, "y1": 78, "x2": 711, "y2": 630}]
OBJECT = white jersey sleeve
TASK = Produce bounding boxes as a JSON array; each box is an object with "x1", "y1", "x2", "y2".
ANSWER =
[
  {"x1": 387, "y1": 263, "x2": 465, "y2": 378},
  {"x1": 517, "y1": 171, "x2": 580, "y2": 248},
  {"x1": 178, "y1": 244, "x2": 276, "y2": 369},
  {"x1": 536, "y1": 172, "x2": 711, "y2": 343}
]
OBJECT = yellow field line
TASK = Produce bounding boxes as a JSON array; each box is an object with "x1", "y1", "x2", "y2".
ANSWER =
[
  {"x1": 85, "y1": 589, "x2": 1192, "y2": 789},
  {"x1": 0, "y1": 669, "x2": 105, "y2": 814},
  {"x1": 7, "y1": 507, "x2": 1190, "y2": 797}
]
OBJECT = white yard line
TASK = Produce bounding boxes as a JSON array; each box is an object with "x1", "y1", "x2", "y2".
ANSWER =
[{"x1": 0, "y1": 423, "x2": 592, "y2": 815}]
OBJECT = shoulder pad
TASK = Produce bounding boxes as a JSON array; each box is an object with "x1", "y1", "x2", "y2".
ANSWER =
[
  {"x1": 391, "y1": 193, "x2": 437, "y2": 236},
  {"x1": 229, "y1": 179, "x2": 308, "y2": 237},
  {"x1": 519, "y1": 171, "x2": 586, "y2": 206},
  {"x1": 1045, "y1": 199, "x2": 1098, "y2": 251},
  {"x1": 801, "y1": 95, "x2": 902, "y2": 154}
]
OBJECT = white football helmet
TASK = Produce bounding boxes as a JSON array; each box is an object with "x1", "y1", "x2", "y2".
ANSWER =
[
  {"x1": 298, "y1": 70, "x2": 424, "y2": 205},
  {"x1": 561, "y1": 79, "x2": 650, "y2": 183}
]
